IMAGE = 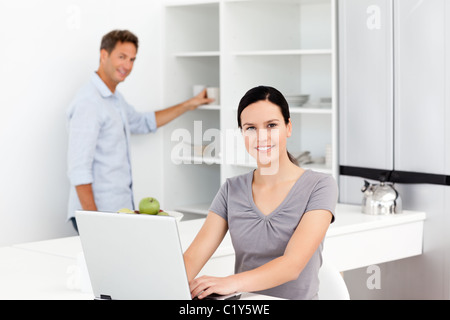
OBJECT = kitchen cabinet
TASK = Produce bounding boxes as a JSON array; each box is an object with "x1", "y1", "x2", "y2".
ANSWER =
[
  {"x1": 339, "y1": 0, "x2": 449, "y2": 178},
  {"x1": 162, "y1": 0, "x2": 338, "y2": 214},
  {"x1": 338, "y1": 0, "x2": 394, "y2": 171},
  {"x1": 338, "y1": 0, "x2": 450, "y2": 299},
  {"x1": 393, "y1": 0, "x2": 447, "y2": 175},
  {"x1": 338, "y1": 0, "x2": 450, "y2": 201}
]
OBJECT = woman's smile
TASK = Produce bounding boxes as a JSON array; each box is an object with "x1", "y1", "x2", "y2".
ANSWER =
[{"x1": 256, "y1": 145, "x2": 275, "y2": 152}]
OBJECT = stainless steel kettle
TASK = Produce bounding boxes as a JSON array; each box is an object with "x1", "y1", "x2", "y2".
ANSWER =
[{"x1": 361, "y1": 180, "x2": 402, "y2": 215}]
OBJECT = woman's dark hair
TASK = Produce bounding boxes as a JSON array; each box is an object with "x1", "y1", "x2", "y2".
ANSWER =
[
  {"x1": 237, "y1": 86, "x2": 299, "y2": 166},
  {"x1": 100, "y1": 30, "x2": 139, "y2": 54}
]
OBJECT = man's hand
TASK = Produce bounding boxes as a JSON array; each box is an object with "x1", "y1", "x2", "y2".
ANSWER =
[
  {"x1": 186, "y1": 89, "x2": 215, "y2": 110},
  {"x1": 155, "y1": 89, "x2": 216, "y2": 128}
]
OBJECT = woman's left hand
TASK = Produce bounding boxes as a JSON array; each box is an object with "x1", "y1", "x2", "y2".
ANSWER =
[{"x1": 190, "y1": 275, "x2": 239, "y2": 300}]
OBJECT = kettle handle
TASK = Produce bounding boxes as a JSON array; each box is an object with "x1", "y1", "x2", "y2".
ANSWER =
[{"x1": 361, "y1": 180, "x2": 370, "y2": 192}]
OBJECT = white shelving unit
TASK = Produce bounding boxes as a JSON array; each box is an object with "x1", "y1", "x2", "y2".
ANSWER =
[
  {"x1": 162, "y1": 0, "x2": 338, "y2": 215},
  {"x1": 233, "y1": 49, "x2": 333, "y2": 56},
  {"x1": 174, "y1": 51, "x2": 220, "y2": 57}
]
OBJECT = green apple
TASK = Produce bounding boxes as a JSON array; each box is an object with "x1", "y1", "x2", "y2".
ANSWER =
[
  {"x1": 139, "y1": 197, "x2": 160, "y2": 215},
  {"x1": 157, "y1": 211, "x2": 169, "y2": 216},
  {"x1": 117, "y1": 208, "x2": 134, "y2": 214}
]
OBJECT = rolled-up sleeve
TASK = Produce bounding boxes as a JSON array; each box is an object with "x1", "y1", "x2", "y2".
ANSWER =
[{"x1": 67, "y1": 100, "x2": 101, "y2": 186}]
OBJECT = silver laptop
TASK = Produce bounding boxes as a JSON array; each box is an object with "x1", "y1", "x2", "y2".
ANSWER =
[{"x1": 76, "y1": 210, "x2": 191, "y2": 300}]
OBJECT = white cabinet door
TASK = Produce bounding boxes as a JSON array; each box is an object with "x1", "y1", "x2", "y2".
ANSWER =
[
  {"x1": 446, "y1": 0, "x2": 450, "y2": 177},
  {"x1": 445, "y1": 1, "x2": 450, "y2": 175},
  {"x1": 339, "y1": 0, "x2": 394, "y2": 170},
  {"x1": 394, "y1": 0, "x2": 446, "y2": 175}
]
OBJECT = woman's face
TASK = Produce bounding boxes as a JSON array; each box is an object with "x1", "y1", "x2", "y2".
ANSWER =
[{"x1": 240, "y1": 100, "x2": 292, "y2": 168}]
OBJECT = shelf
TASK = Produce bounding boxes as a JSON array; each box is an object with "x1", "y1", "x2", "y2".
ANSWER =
[
  {"x1": 165, "y1": 0, "x2": 220, "y2": 7},
  {"x1": 175, "y1": 155, "x2": 222, "y2": 165},
  {"x1": 289, "y1": 106, "x2": 332, "y2": 114},
  {"x1": 173, "y1": 156, "x2": 332, "y2": 175},
  {"x1": 232, "y1": 106, "x2": 332, "y2": 115},
  {"x1": 198, "y1": 104, "x2": 221, "y2": 110},
  {"x1": 165, "y1": 0, "x2": 331, "y2": 6},
  {"x1": 175, "y1": 51, "x2": 220, "y2": 57},
  {"x1": 166, "y1": 0, "x2": 330, "y2": 5},
  {"x1": 231, "y1": 161, "x2": 333, "y2": 175},
  {"x1": 303, "y1": 163, "x2": 333, "y2": 175},
  {"x1": 233, "y1": 49, "x2": 332, "y2": 56},
  {"x1": 225, "y1": 0, "x2": 330, "y2": 4}
]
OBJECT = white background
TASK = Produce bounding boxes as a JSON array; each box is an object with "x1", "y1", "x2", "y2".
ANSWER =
[{"x1": 0, "y1": 0, "x2": 163, "y2": 245}]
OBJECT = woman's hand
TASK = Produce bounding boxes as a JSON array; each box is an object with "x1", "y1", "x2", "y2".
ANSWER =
[{"x1": 190, "y1": 275, "x2": 240, "y2": 300}]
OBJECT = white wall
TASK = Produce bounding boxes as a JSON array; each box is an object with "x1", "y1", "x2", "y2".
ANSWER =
[{"x1": 0, "y1": 0, "x2": 163, "y2": 246}]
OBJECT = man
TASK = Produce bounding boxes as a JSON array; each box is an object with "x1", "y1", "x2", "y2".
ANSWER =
[{"x1": 67, "y1": 30, "x2": 212, "y2": 232}]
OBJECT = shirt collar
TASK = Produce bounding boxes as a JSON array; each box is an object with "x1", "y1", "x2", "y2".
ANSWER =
[{"x1": 91, "y1": 72, "x2": 114, "y2": 98}]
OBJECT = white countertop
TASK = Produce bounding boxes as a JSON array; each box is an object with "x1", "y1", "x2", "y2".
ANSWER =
[
  {"x1": 330, "y1": 204, "x2": 426, "y2": 236},
  {"x1": 1, "y1": 203, "x2": 426, "y2": 300},
  {"x1": 325, "y1": 204, "x2": 426, "y2": 272},
  {"x1": 0, "y1": 246, "x2": 93, "y2": 300}
]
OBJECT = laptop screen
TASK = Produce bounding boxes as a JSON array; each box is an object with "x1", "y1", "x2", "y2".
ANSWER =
[{"x1": 76, "y1": 210, "x2": 191, "y2": 300}]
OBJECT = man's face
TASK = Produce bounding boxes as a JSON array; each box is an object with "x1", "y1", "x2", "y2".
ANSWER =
[{"x1": 100, "y1": 41, "x2": 137, "y2": 85}]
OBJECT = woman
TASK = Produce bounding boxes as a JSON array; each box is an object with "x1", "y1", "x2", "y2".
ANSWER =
[{"x1": 184, "y1": 86, "x2": 338, "y2": 300}]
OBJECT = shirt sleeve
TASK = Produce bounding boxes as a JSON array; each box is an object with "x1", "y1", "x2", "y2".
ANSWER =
[
  {"x1": 209, "y1": 179, "x2": 229, "y2": 221},
  {"x1": 122, "y1": 98, "x2": 157, "y2": 134},
  {"x1": 305, "y1": 175, "x2": 338, "y2": 223},
  {"x1": 67, "y1": 99, "x2": 101, "y2": 186}
]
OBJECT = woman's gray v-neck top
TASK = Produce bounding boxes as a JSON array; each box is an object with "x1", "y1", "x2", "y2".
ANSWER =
[{"x1": 209, "y1": 170, "x2": 338, "y2": 300}]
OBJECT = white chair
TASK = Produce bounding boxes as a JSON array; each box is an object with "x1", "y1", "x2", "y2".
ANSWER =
[{"x1": 318, "y1": 259, "x2": 350, "y2": 300}]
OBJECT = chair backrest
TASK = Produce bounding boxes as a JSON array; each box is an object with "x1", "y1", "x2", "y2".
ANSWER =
[{"x1": 318, "y1": 259, "x2": 350, "y2": 300}]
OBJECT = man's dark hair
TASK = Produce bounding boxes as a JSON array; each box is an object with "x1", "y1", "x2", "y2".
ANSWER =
[{"x1": 100, "y1": 30, "x2": 139, "y2": 53}]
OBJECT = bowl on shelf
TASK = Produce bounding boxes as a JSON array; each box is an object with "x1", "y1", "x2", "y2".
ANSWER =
[{"x1": 286, "y1": 94, "x2": 310, "y2": 107}]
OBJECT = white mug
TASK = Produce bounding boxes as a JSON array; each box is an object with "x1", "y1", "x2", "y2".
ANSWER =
[{"x1": 206, "y1": 87, "x2": 220, "y2": 105}]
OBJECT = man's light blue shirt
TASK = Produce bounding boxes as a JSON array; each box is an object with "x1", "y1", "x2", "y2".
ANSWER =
[{"x1": 67, "y1": 72, "x2": 157, "y2": 220}]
